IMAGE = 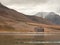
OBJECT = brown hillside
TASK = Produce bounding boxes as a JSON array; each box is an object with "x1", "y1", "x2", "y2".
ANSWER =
[{"x1": 0, "y1": 3, "x2": 59, "y2": 32}]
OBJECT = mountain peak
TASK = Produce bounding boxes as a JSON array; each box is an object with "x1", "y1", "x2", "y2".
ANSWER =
[
  {"x1": 45, "y1": 12, "x2": 60, "y2": 25},
  {"x1": 35, "y1": 12, "x2": 51, "y2": 18}
]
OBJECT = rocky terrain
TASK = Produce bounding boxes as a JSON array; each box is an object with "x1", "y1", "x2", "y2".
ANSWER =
[{"x1": 45, "y1": 12, "x2": 60, "y2": 25}]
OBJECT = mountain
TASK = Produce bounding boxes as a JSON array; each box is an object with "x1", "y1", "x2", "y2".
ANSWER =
[
  {"x1": 45, "y1": 12, "x2": 60, "y2": 25},
  {"x1": 0, "y1": 3, "x2": 58, "y2": 32},
  {"x1": 0, "y1": 3, "x2": 53, "y2": 24},
  {"x1": 35, "y1": 12, "x2": 50, "y2": 18}
]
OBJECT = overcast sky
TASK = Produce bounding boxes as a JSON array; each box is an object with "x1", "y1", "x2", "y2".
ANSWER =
[{"x1": 0, "y1": 0, "x2": 60, "y2": 15}]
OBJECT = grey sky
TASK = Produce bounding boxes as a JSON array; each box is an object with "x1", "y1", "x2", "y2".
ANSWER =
[
  {"x1": 0, "y1": 0, "x2": 60, "y2": 15},
  {"x1": 1, "y1": 0, "x2": 48, "y2": 5}
]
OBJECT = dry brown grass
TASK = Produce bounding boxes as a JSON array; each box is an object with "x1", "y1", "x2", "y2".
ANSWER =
[
  {"x1": 26, "y1": 22, "x2": 60, "y2": 30},
  {"x1": 0, "y1": 22, "x2": 60, "y2": 32}
]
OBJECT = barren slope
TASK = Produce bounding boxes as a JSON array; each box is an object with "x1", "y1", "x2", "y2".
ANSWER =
[{"x1": 0, "y1": 3, "x2": 59, "y2": 32}]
